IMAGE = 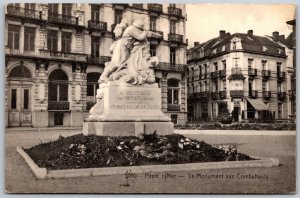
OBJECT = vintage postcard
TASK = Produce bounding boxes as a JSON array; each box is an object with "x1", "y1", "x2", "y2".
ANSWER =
[{"x1": 4, "y1": 3, "x2": 296, "y2": 194}]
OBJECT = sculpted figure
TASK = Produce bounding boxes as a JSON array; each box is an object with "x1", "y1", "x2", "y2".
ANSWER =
[{"x1": 99, "y1": 18, "x2": 162, "y2": 85}]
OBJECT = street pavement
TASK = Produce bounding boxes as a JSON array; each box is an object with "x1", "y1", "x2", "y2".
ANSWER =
[{"x1": 4, "y1": 128, "x2": 296, "y2": 194}]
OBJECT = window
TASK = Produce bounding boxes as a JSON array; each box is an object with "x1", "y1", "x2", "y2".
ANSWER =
[
  {"x1": 222, "y1": 60, "x2": 226, "y2": 70},
  {"x1": 170, "y1": 20, "x2": 176, "y2": 34},
  {"x1": 11, "y1": 89, "x2": 17, "y2": 109},
  {"x1": 278, "y1": 103, "x2": 282, "y2": 119},
  {"x1": 115, "y1": 9, "x2": 123, "y2": 24},
  {"x1": 233, "y1": 58, "x2": 240, "y2": 67},
  {"x1": 248, "y1": 58, "x2": 253, "y2": 68},
  {"x1": 24, "y1": 3, "x2": 36, "y2": 17},
  {"x1": 223, "y1": 80, "x2": 227, "y2": 90},
  {"x1": 262, "y1": 46, "x2": 268, "y2": 51},
  {"x1": 91, "y1": 36, "x2": 100, "y2": 57},
  {"x1": 47, "y1": 30, "x2": 58, "y2": 51},
  {"x1": 7, "y1": 25, "x2": 20, "y2": 50},
  {"x1": 222, "y1": 46, "x2": 225, "y2": 51},
  {"x1": 232, "y1": 42, "x2": 236, "y2": 50},
  {"x1": 62, "y1": 4, "x2": 72, "y2": 16},
  {"x1": 61, "y1": 32, "x2": 72, "y2": 53},
  {"x1": 262, "y1": 82, "x2": 267, "y2": 91},
  {"x1": 9, "y1": 66, "x2": 32, "y2": 78},
  {"x1": 204, "y1": 81, "x2": 207, "y2": 91},
  {"x1": 48, "y1": 70, "x2": 69, "y2": 102},
  {"x1": 170, "y1": 47, "x2": 176, "y2": 65},
  {"x1": 150, "y1": 44, "x2": 156, "y2": 57},
  {"x1": 262, "y1": 60, "x2": 267, "y2": 70},
  {"x1": 277, "y1": 62, "x2": 282, "y2": 73},
  {"x1": 167, "y1": 79, "x2": 179, "y2": 104},
  {"x1": 25, "y1": 3, "x2": 35, "y2": 10},
  {"x1": 214, "y1": 62, "x2": 218, "y2": 71},
  {"x1": 204, "y1": 64, "x2": 207, "y2": 76},
  {"x1": 23, "y1": 89, "x2": 29, "y2": 109},
  {"x1": 24, "y1": 27, "x2": 35, "y2": 51},
  {"x1": 91, "y1": 4, "x2": 100, "y2": 21},
  {"x1": 199, "y1": 65, "x2": 202, "y2": 77},
  {"x1": 277, "y1": 83, "x2": 281, "y2": 92},
  {"x1": 149, "y1": 16, "x2": 157, "y2": 31},
  {"x1": 170, "y1": 4, "x2": 176, "y2": 8},
  {"x1": 87, "y1": 73, "x2": 100, "y2": 102},
  {"x1": 48, "y1": 4, "x2": 58, "y2": 14}
]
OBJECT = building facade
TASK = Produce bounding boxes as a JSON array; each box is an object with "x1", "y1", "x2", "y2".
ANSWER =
[
  {"x1": 187, "y1": 30, "x2": 293, "y2": 122},
  {"x1": 5, "y1": 3, "x2": 187, "y2": 128}
]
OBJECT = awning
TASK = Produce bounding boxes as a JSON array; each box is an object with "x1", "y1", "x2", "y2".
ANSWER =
[{"x1": 247, "y1": 98, "x2": 269, "y2": 111}]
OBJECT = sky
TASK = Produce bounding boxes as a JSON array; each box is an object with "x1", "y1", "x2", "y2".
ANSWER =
[{"x1": 186, "y1": 4, "x2": 296, "y2": 48}]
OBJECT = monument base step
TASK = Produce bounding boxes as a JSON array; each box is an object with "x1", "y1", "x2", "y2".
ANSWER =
[{"x1": 83, "y1": 121, "x2": 174, "y2": 136}]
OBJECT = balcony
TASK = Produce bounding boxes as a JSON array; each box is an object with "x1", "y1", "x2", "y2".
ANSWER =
[
  {"x1": 262, "y1": 70, "x2": 271, "y2": 78},
  {"x1": 232, "y1": 67, "x2": 243, "y2": 74},
  {"x1": 168, "y1": 33, "x2": 184, "y2": 43},
  {"x1": 188, "y1": 76, "x2": 193, "y2": 82},
  {"x1": 39, "y1": 49, "x2": 87, "y2": 62},
  {"x1": 48, "y1": 12, "x2": 79, "y2": 27},
  {"x1": 219, "y1": 69, "x2": 226, "y2": 78},
  {"x1": 149, "y1": 30, "x2": 163, "y2": 41},
  {"x1": 278, "y1": 92, "x2": 286, "y2": 101},
  {"x1": 219, "y1": 91, "x2": 227, "y2": 99},
  {"x1": 132, "y1": 4, "x2": 143, "y2": 9},
  {"x1": 249, "y1": 90, "x2": 258, "y2": 98},
  {"x1": 210, "y1": 71, "x2": 218, "y2": 79},
  {"x1": 156, "y1": 62, "x2": 185, "y2": 72},
  {"x1": 193, "y1": 75, "x2": 199, "y2": 81},
  {"x1": 211, "y1": 92, "x2": 218, "y2": 99},
  {"x1": 168, "y1": 6, "x2": 182, "y2": 17},
  {"x1": 262, "y1": 91, "x2": 271, "y2": 99},
  {"x1": 48, "y1": 101, "x2": 70, "y2": 110},
  {"x1": 230, "y1": 90, "x2": 244, "y2": 98},
  {"x1": 88, "y1": 20, "x2": 107, "y2": 32},
  {"x1": 113, "y1": 4, "x2": 128, "y2": 10},
  {"x1": 248, "y1": 68, "x2": 257, "y2": 77},
  {"x1": 167, "y1": 104, "x2": 180, "y2": 111},
  {"x1": 6, "y1": 5, "x2": 43, "y2": 21},
  {"x1": 86, "y1": 101, "x2": 96, "y2": 110},
  {"x1": 148, "y1": 4, "x2": 163, "y2": 13},
  {"x1": 86, "y1": 55, "x2": 111, "y2": 65},
  {"x1": 194, "y1": 92, "x2": 209, "y2": 99},
  {"x1": 277, "y1": 71, "x2": 286, "y2": 80},
  {"x1": 288, "y1": 90, "x2": 296, "y2": 99}
]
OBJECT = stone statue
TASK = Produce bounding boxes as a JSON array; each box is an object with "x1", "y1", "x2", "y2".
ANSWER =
[{"x1": 99, "y1": 18, "x2": 162, "y2": 85}]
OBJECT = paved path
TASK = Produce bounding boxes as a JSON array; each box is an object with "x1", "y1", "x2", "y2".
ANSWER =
[{"x1": 5, "y1": 129, "x2": 296, "y2": 193}]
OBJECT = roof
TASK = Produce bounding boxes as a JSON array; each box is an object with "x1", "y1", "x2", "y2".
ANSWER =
[{"x1": 188, "y1": 31, "x2": 287, "y2": 62}]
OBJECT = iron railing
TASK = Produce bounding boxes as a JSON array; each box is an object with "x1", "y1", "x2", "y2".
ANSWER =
[
  {"x1": 167, "y1": 104, "x2": 180, "y2": 111},
  {"x1": 262, "y1": 91, "x2": 271, "y2": 99},
  {"x1": 262, "y1": 70, "x2": 271, "y2": 78},
  {"x1": 48, "y1": 12, "x2": 78, "y2": 26},
  {"x1": 48, "y1": 101, "x2": 69, "y2": 110},
  {"x1": 230, "y1": 90, "x2": 244, "y2": 98},
  {"x1": 88, "y1": 20, "x2": 107, "y2": 32},
  {"x1": 148, "y1": 4, "x2": 163, "y2": 13},
  {"x1": 168, "y1": 33, "x2": 183, "y2": 43},
  {"x1": 7, "y1": 5, "x2": 42, "y2": 20},
  {"x1": 86, "y1": 55, "x2": 111, "y2": 65},
  {"x1": 156, "y1": 62, "x2": 185, "y2": 72},
  {"x1": 168, "y1": 6, "x2": 182, "y2": 17}
]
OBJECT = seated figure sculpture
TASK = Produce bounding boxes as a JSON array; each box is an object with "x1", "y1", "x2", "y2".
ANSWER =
[{"x1": 99, "y1": 18, "x2": 162, "y2": 85}]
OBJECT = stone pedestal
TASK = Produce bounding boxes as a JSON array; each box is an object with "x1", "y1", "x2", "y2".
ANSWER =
[{"x1": 83, "y1": 81, "x2": 174, "y2": 136}]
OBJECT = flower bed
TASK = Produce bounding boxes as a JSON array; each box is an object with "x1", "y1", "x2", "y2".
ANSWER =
[
  {"x1": 175, "y1": 123, "x2": 296, "y2": 131},
  {"x1": 24, "y1": 133, "x2": 253, "y2": 170}
]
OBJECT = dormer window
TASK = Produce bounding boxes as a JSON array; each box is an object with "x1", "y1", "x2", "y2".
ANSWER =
[
  {"x1": 278, "y1": 48, "x2": 283, "y2": 54},
  {"x1": 212, "y1": 48, "x2": 217, "y2": 54},
  {"x1": 232, "y1": 42, "x2": 236, "y2": 50},
  {"x1": 222, "y1": 46, "x2": 225, "y2": 51},
  {"x1": 262, "y1": 46, "x2": 268, "y2": 51}
]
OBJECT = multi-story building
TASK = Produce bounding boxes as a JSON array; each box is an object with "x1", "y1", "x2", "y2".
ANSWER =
[
  {"x1": 187, "y1": 30, "x2": 292, "y2": 122},
  {"x1": 5, "y1": 3, "x2": 187, "y2": 127}
]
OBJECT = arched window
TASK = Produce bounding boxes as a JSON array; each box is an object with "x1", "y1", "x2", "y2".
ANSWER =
[
  {"x1": 9, "y1": 66, "x2": 32, "y2": 78},
  {"x1": 48, "y1": 69, "x2": 68, "y2": 101},
  {"x1": 167, "y1": 79, "x2": 180, "y2": 104}
]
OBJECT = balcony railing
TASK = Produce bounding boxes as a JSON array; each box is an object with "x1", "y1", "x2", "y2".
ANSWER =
[
  {"x1": 210, "y1": 71, "x2": 218, "y2": 79},
  {"x1": 193, "y1": 75, "x2": 199, "y2": 81},
  {"x1": 262, "y1": 70, "x2": 271, "y2": 78},
  {"x1": 156, "y1": 62, "x2": 185, "y2": 72},
  {"x1": 87, "y1": 101, "x2": 96, "y2": 110},
  {"x1": 168, "y1": 6, "x2": 182, "y2": 17},
  {"x1": 39, "y1": 49, "x2": 87, "y2": 62},
  {"x1": 86, "y1": 55, "x2": 111, "y2": 65},
  {"x1": 278, "y1": 92, "x2": 286, "y2": 100},
  {"x1": 132, "y1": 4, "x2": 143, "y2": 9},
  {"x1": 230, "y1": 90, "x2": 244, "y2": 98},
  {"x1": 148, "y1": 4, "x2": 163, "y2": 13},
  {"x1": 167, "y1": 104, "x2": 180, "y2": 111},
  {"x1": 248, "y1": 68, "x2": 257, "y2": 76},
  {"x1": 194, "y1": 92, "x2": 209, "y2": 98},
  {"x1": 7, "y1": 5, "x2": 42, "y2": 20},
  {"x1": 219, "y1": 91, "x2": 226, "y2": 99},
  {"x1": 262, "y1": 91, "x2": 271, "y2": 99},
  {"x1": 249, "y1": 90, "x2": 258, "y2": 98},
  {"x1": 48, "y1": 12, "x2": 78, "y2": 26},
  {"x1": 219, "y1": 69, "x2": 226, "y2": 78},
  {"x1": 150, "y1": 30, "x2": 163, "y2": 40},
  {"x1": 48, "y1": 101, "x2": 70, "y2": 110},
  {"x1": 88, "y1": 20, "x2": 107, "y2": 32},
  {"x1": 211, "y1": 92, "x2": 218, "y2": 99},
  {"x1": 168, "y1": 33, "x2": 183, "y2": 43},
  {"x1": 277, "y1": 71, "x2": 286, "y2": 80}
]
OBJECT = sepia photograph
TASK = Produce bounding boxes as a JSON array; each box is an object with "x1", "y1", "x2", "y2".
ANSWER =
[{"x1": 4, "y1": 2, "x2": 296, "y2": 194}]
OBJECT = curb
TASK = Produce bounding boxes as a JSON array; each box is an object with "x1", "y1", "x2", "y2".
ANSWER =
[{"x1": 17, "y1": 147, "x2": 280, "y2": 180}]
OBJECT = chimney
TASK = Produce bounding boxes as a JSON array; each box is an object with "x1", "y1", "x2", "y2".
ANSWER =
[
  {"x1": 247, "y1": 30, "x2": 253, "y2": 37},
  {"x1": 219, "y1": 30, "x2": 226, "y2": 38},
  {"x1": 279, "y1": 35, "x2": 285, "y2": 41},
  {"x1": 194, "y1": 42, "x2": 200, "y2": 46},
  {"x1": 273, "y1": 31, "x2": 279, "y2": 42}
]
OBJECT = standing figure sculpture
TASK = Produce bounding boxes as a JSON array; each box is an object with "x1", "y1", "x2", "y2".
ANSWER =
[{"x1": 99, "y1": 18, "x2": 162, "y2": 85}]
